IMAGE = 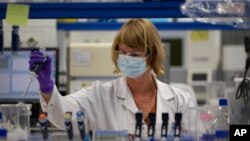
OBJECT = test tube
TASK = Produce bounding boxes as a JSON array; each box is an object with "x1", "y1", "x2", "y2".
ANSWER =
[
  {"x1": 39, "y1": 112, "x2": 49, "y2": 141},
  {"x1": 64, "y1": 112, "x2": 74, "y2": 141},
  {"x1": 76, "y1": 111, "x2": 86, "y2": 140}
]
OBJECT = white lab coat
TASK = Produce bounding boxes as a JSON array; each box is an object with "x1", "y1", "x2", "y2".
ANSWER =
[{"x1": 40, "y1": 76, "x2": 193, "y2": 140}]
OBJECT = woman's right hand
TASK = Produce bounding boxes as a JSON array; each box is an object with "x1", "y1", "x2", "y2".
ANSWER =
[{"x1": 29, "y1": 49, "x2": 54, "y2": 94}]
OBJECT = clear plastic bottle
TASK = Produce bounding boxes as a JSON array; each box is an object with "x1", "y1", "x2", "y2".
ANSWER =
[{"x1": 212, "y1": 98, "x2": 229, "y2": 141}]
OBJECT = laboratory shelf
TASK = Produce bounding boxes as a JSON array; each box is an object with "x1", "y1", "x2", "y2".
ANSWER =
[
  {"x1": 57, "y1": 22, "x2": 238, "y2": 30},
  {"x1": 0, "y1": 1, "x2": 187, "y2": 19}
]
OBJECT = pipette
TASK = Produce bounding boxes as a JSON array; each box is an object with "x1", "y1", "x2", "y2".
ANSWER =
[{"x1": 22, "y1": 47, "x2": 46, "y2": 97}]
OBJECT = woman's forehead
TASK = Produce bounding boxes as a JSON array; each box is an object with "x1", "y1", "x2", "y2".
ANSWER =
[{"x1": 118, "y1": 44, "x2": 141, "y2": 52}]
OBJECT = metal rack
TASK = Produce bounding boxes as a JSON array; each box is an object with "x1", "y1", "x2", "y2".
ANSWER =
[{"x1": 57, "y1": 21, "x2": 237, "y2": 30}]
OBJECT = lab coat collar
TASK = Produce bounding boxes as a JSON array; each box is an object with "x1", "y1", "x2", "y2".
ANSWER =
[
  {"x1": 155, "y1": 78, "x2": 175, "y2": 101},
  {"x1": 116, "y1": 76, "x2": 175, "y2": 113},
  {"x1": 116, "y1": 77, "x2": 138, "y2": 113}
]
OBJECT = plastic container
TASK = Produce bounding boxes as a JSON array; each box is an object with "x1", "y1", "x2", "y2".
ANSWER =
[
  {"x1": 206, "y1": 82, "x2": 226, "y2": 106},
  {"x1": 212, "y1": 98, "x2": 229, "y2": 141},
  {"x1": 0, "y1": 103, "x2": 31, "y2": 140}
]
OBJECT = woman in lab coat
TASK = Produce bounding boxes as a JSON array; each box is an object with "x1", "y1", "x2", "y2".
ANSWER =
[{"x1": 29, "y1": 19, "x2": 193, "y2": 139}]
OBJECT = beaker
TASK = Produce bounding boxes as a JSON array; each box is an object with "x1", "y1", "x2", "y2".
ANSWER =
[{"x1": 0, "y1": 103, "x2": 32, "y2": 134}]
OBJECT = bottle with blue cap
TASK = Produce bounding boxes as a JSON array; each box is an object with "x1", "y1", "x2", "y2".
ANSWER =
[{"x1": 212, "y1": 98, "x2": 229, "y2": 141}]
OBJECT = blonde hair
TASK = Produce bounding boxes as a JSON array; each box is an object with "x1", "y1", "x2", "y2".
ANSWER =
[{"x1": 111, "y1": 19, "x2": 165, "y2": 76}]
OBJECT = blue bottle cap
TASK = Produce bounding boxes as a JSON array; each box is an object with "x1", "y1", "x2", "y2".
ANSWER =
[
  {"x1": 202, "y1": 133, "x2": 215, "y2": 140},
  {"x1": 0, "y1": 128, "x2": 7, "y2": 138},
  {"x1": 215, "y1": 130, "x2": 229, "y2": 138},
  {"x1": 219, "y1": 98, "x2": 228, "y2": 106}
]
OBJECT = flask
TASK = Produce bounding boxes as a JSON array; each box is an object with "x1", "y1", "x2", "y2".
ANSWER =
[{"x1": 213, "y1": 98, "x2": 229, "y2": 141}]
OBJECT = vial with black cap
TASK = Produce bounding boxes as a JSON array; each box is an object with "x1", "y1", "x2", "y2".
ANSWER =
[
  {"x1": 64, "y1": 112, "x2": 74, "y2": 141},
  {"x1": 148, "y1": 113, "x2": 156, "y2": 141},
  {"x1": 161, "y1": 113, "x2": 169, "y2": 141},
  {"x1": 135, "y1": 111, "x2": 143, "y2": 141},
  {"x1": 174, "y1": 113, "x2": 182, "y2": 141}
]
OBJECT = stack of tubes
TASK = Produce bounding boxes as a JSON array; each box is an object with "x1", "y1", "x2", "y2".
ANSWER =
[
  {"x1": 38, "y1": 111, "x2": 183, "y2": 141},
  {"x1": 39, "y1": 111, "x2": 90, "y2": 141},
  {"x1": 134, "y1": 112, "x2": 182, "y2": 141}
]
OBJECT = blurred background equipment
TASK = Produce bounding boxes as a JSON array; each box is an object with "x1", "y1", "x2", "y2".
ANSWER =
[{"x1": 181, "y1": 0, "x2": 250, "y2": 29}]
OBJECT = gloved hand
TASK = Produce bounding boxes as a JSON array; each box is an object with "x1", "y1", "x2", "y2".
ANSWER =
[{"x1": 29, "y1": 49, "x2": 54, "y2": 94}]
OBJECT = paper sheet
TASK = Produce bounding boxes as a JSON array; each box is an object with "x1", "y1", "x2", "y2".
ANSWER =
[{"x1": 6, "y1": 4, "x2": 29, "y2": 26}]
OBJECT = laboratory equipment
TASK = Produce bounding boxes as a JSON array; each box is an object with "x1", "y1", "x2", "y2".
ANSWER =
[
  {"x1": 227, "y1": 36, "x2": 250, "y2": 125},
  {"x1": 95, "y1": 130, "x2": 128, "y2": 141},
  {"x1": 212, "y1": 98, "x2": 229, "y2": 141},
  {"x1": 200, "y1": 133, "x2": 215, "y2": 141},
  {"x1": 39, "y1": 112, "x2": 49, "y2": 141},
  {"x1": 148, "y1": 113, "x2": 156, "y2": 141},
  {"x1": 135, "y1": 111, "x2": 143, "y2": 141},
  {"x1": 76, "y1": 111, "x2": 86, "y2": 140},
  {"x1": 0, "y1": 112, "x2": 2, "y2": 127},
  {"x1": 0, "y1": 128, "x2": 7, "y2": 141},
  {"x1": 181, "y1": 0, "x2": 250, "y2": 28},
  {"x1": 206, "y1": 81, "x2": 226, "y2": 106},
  {"x1": 83, "y1": 135, "x2": 91, "y2": 141},
  {"x1": 0, "y1": 23, "x2": 3, "y2": 54},
  {"x1": 0, "y1": 48, "x2": 58, "y2": 101},
  {"x1": 0, "y1": 103, "x2": 31, "y2": 140},
  {"x1": 161, "y1": 113, "x2": 169, "y2": 141},
  {"x1": 174, "y1": 113, "x2": 182, "y2": 141},
  {"x1": 11, "y1": 26, "x2": 20, "y2": 52},
  {"x1": 64, "y1": 112, "x2": 74, "y2": 141}
]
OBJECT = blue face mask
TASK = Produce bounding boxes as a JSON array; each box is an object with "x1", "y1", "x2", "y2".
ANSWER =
[{"x1": 117, "y1": 54, "x2": 147, "y2": 78}]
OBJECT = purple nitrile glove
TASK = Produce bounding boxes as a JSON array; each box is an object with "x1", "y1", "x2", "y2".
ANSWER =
[{"x1": 29, "y1": 50, "x2": 54, "y2": 94}]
